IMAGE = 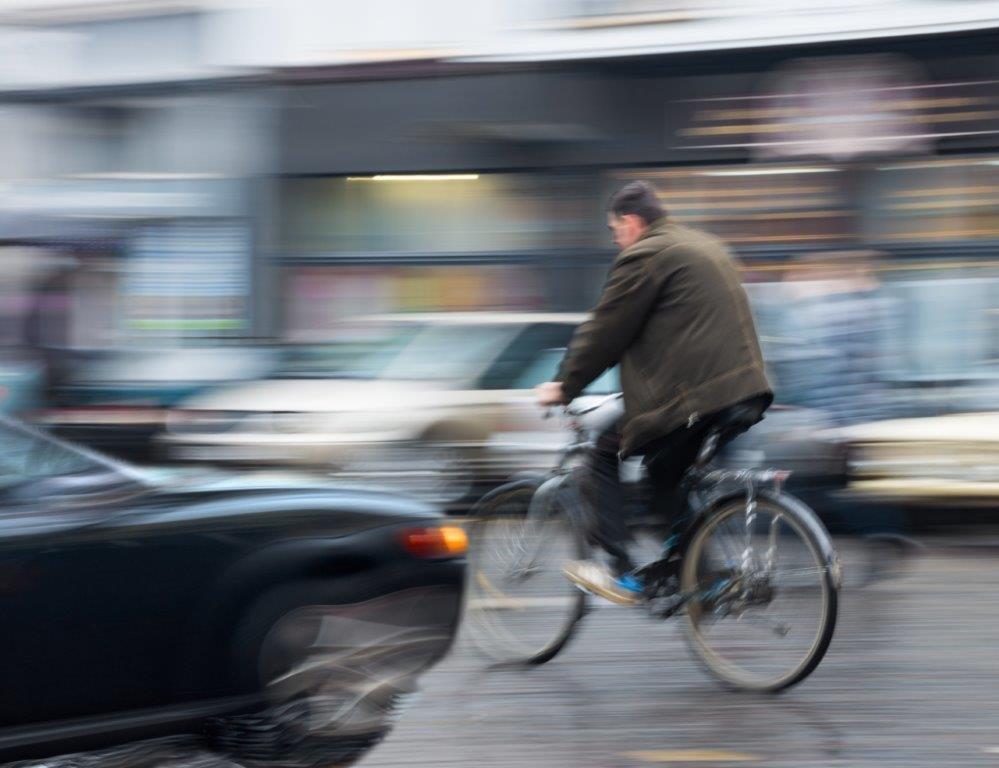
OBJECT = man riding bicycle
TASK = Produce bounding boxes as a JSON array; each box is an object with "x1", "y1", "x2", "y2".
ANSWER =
[{"x1": 536, "y1": 181, "x2": 773, "y2": 605}]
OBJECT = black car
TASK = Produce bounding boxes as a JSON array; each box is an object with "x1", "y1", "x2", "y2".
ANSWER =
[{"x1": 0, "y1": 416, "x2": 465, "y2": 766}]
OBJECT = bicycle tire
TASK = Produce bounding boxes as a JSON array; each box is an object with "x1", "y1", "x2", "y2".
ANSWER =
[
  {"x1": 463, "y1": 482, "x2": 589, "y2": 665},
  {"x1": 680, "y1": 489, "x2": 839, "y2": 692}
]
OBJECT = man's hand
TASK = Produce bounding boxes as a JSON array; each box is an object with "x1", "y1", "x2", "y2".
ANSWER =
[{"x1": 535, "y1": 381, "x2": 567, "y2": 407}]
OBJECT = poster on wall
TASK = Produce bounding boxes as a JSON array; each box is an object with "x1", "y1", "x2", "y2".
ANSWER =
[
  {"x1": 123, "y1": 222, "x2": 250, "y2": 340},
  {"x1": 283, "y1": 265, "x2": 545, "y2": 342}
]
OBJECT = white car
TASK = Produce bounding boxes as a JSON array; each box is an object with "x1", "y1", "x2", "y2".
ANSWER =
[
  {"x1": 159, "y1": 313, "x2": 619, "y2": 507},
  {"x1": 837, "y1": 411, "x2": 999, "y2": 505}
]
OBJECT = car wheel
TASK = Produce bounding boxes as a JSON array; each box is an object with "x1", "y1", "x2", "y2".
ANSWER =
[{"x1": 210, "y1": 581, "x2": 454, "y2": 767}]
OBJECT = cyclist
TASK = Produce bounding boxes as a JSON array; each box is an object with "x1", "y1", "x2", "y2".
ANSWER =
[{"x1": 536, "y1": 181, "x2": 773, "y2": 605}]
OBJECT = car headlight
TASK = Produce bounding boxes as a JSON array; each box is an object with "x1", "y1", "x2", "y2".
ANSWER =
[
  {"x1": 209, "y1": 411, "x2": 331, "y2": 435},
  {"x1": 167, "y1": 409, "x2": 248, "y2": 435}
]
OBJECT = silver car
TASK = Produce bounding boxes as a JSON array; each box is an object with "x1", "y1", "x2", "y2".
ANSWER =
[{"x1": 159, "y1": 313, "x2": 603, "y2": 507}]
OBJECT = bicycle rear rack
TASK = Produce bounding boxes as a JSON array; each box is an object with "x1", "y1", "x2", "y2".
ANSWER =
[{"x1": 700, "y1": 467, "x2": 791, "y2": 491}]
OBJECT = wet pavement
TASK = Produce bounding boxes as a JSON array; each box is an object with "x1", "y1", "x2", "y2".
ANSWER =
[
  {"x1": 9, "y1": 536, "x2": 999, "y2": 768},
  {"x1": 362, "y1": 537, "x2": 999, "y2": 768}
]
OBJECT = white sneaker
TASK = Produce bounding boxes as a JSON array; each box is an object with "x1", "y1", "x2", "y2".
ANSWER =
[{"x1": 563, "y1": 560, "x2": 643, "y2": 606}]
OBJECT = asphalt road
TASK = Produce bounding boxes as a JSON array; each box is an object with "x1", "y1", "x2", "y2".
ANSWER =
[
  {"x1": 362, "y1": 536, "x2": 999, "y2": 768},
  {"x1": 9, "y1": 536, "x2": 999, "y2": 768}
]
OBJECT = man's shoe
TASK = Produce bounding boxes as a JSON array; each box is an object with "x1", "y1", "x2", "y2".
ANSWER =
[{"x1": 563, "y1": 560, "x2": 644, "y2": 606}]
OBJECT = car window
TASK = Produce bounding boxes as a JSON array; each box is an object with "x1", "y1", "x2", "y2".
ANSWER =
[
  {"x1": 513, "y1": 347, "x2": 621, "y2": 394},
  {"x1": 377, "y1": 323, "x2": 521, "y2": 383},
  {"x1": 276, "y1": 325, "x2": 422, "y2": 379},
  {"x1": 0, "y1": 416, "x2": 142, "y2": 490},
  {"x1": 478, "y1": 323, "x2": 576, "y2": 390}
]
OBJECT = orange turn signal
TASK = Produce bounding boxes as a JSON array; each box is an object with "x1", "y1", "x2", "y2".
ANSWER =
[{"x1": 399, "y1": 525, "x2": 469, "y2": 559}]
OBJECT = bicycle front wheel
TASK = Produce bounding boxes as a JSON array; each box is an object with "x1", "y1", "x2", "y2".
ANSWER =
[
  {"x1": 464, "y1": 481, "x2": 588, "y2": 665},
  {"x1": 681, "y1": 490, "x2": 839, "y2": 692}
]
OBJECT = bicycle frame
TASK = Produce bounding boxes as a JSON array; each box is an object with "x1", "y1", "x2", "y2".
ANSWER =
[
  {"x1": 475, "y1": 395, "x2": 841, "y2": 607},
  {"x1": 466, "y1": 397, "x2": 841, "y2": 688}
]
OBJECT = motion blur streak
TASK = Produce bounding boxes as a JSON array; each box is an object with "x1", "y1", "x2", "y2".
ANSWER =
[{"x1": 0, "y1": 0, "x2": 997, "y2": 766}]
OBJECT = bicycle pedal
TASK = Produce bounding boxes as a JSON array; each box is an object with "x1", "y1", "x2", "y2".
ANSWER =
[{"x1": 575, "y1": 582, "x2": 645, "y2": 606}]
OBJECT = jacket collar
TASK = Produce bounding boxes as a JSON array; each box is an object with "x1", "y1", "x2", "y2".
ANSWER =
[{"x1": 639, "y1": 216, "x2": 670, "y2": 242}]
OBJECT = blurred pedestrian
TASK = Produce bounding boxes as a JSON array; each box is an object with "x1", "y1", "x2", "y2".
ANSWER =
[
  {"x1": 779, "y1": 251, "x2": 899, "y2": 426},
  {"x1": 780, "y1": 252, "x2": 914, "y2": 552}
]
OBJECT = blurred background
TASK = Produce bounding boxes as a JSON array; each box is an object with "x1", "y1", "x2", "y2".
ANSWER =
[{"x1": 0, "y1": 0, "x2": 996, "y2": 520}]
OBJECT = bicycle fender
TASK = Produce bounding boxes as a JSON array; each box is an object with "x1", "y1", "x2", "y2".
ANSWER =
[
  {"x1": 470, "y1": 476, "x2": 543, "y2": 516},
  {"x1": 528, "y1": 474, "x2": 571, "y2": 521}
]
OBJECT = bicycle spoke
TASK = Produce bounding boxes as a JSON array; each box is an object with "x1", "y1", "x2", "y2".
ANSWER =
[
  {"x1": 765, "y1": 512, "x2": 781, "y2": 574},
  {"x1": 709, "y1": 516, "x2": 744, "y2": 570},
  {"x1": 735, "y1": 612, "x2": 792, "y2": 638},
  {"x1": 465, "y1": 492, "x2": 585, "y2": 664},
  {"x1": 773, "y1": 566, "x2": 833, "y2": 579},
  {"x1": 683, "y1": 498, "x2": 835, "y2": 690}
]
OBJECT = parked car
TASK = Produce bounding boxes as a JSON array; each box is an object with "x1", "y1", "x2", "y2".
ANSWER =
[
  {"x1": 0, "y1": 415, "x2": 465, "y2": 766},
  {"x1": 160, "y1": 313, "x2": 588, "y2": 508},
  {"x1": 836, "y1": 411, "x2": 999, "y2": 509},
  {"x1": 33, "y1": 346, "x2": 281, "y2": 462},
  {"x1": 160, "y1": 310, "x2": 859, "y2": 512}
]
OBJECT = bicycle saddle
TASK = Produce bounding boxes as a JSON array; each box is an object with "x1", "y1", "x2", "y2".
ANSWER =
[{"x1": 694, "y1": 396, "x2": 770, "y2": 467}]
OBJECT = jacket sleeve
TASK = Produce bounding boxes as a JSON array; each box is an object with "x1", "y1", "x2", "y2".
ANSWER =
[{"x1": 556, "y1": 250, "x2": 658, "y2": 401}]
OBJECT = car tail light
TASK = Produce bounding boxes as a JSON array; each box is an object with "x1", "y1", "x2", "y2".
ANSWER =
[{"x1": 399, "y1": 526, "x2": 468, "y2": 559}]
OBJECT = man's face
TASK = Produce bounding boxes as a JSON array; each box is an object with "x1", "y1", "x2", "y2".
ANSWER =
[{"x1": 608, "y1": 213, "x2": 646, "y2": 252}]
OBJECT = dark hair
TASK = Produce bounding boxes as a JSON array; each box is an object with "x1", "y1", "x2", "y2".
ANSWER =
[{"x1": 608, "y1": 181, "x2": 665, "y2": 225}]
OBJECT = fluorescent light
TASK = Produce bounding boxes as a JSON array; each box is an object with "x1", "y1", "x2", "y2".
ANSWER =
[
  {"x1": 700, "y1": 167, "x2": 838, "y2": 177},
  {"x1": 347, "y1": 174, "x2": 480, "y2": 182},
  {"x1": 346, "y1": 174, "x2": 480, "y2": 182}
]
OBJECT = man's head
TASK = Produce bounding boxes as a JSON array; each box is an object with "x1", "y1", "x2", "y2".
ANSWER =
[{"x1": 607, "y1": 181, "x2": 665, "y2": 251}]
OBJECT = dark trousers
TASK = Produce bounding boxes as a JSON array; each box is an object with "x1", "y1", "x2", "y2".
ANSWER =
[
  {"x1": 587, "y1": 397, "x2": 769, "y2": 576},
  {"x1": 587, "y1": 425, "x2": 709, "y2": 575}
]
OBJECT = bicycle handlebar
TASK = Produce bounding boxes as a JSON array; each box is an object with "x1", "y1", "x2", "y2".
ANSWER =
[{"x1": 563, "y1": 392, "x2": 623, "y2": 417}]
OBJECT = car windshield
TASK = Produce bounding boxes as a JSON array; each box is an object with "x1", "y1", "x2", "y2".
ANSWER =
[
  {"x1": 515, "y1": 348, "x2": 620, "y2": 394},
  {"x1": 0, "y1": 416, "x2": 143, "y2": 490},
  {"x1": 271, "y1": 320, "x2": 425, "y2": 379},
  {"x1": 377, "y1": 323, "x2": 522, "y2": 382},
  {"x1": 274, "y1": 325, "x2": 419, "y2": 379}
]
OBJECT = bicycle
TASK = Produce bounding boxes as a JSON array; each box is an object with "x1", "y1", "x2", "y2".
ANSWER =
[{"x1": 464, "y1": 394, "x2": 841, "y2": 692}]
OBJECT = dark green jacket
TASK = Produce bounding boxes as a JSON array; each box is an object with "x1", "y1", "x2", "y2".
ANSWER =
[{"x1": 557, "y1": 218, "x2": 772, "y2": 456}]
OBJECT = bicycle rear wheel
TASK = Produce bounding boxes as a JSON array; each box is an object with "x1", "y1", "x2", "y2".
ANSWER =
[
  {"x1": 681, "y1": 490, "x2": 839, "y2": 692},
  {"x1": 464, "y1": 481, "x2": 588, "y2": 665}
]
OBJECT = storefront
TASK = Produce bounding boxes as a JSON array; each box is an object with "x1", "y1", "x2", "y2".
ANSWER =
[
  {"x1": 0, "y1": 86, "x2": 273, "y2": 348},
  {"x1": 273, "y1": 31, "x2": 999, "y2": 390},
  {"x1": 276, "y1": 170, "x2": 609, "y2": 337}
]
